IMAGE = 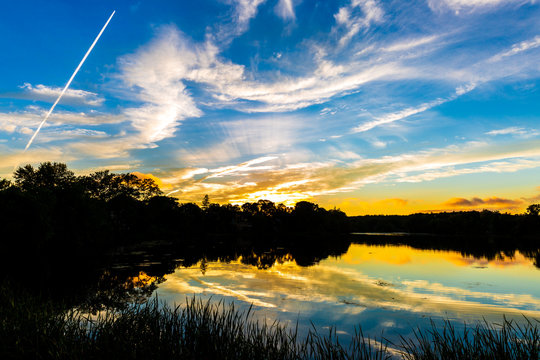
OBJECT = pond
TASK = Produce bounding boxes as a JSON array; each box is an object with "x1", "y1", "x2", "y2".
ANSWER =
[{"x1": 135, "y1": 236, "x2": 540, "y2": 344}]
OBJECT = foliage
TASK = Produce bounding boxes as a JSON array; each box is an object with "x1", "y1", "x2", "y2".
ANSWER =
[
  {"x1": 14, "y1": 162, "x2": 75, "y2": 191},
  {"x1": 526, "y1": 204, "x2": 540, "y2": 216}
]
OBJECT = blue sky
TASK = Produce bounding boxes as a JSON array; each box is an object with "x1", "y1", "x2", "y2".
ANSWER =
[{"x1": 1, "y1": 0, "x2": 540, "y2": 214}]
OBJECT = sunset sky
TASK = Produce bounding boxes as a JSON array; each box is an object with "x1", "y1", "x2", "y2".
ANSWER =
[{"x1": 1, "y1": 0, "x2": 540, "y2": 214}]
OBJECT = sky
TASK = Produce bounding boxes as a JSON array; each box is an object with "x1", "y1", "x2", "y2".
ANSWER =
[{"x1": 1, "y1": 0, "x2": 540, "y2": 215}]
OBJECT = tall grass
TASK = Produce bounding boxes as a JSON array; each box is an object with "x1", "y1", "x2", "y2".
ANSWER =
[
  {"x1": 1, "y1": 294, "x2": 389, "y2": 360},
  {"x1": 399, "y1": 317, "x2": 540, "y2": 360},
  {"x1": 1, "y1": 289, "x2": 539, "y2": 359}
]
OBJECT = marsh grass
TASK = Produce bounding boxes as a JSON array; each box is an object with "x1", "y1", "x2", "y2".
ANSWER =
[
  {"x1": 398, "y1": 317, "x2": 540, "y2": 360},
  {"x1": 1, "y1": 289, "x2": 539, "y2": 359}
]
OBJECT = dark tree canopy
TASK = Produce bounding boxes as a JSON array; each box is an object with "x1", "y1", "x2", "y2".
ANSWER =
[
  {"x1": 81, "y1": 170, "x2": 162, "y2": 201},
  {"x1": 526, "y1": 204, "x2": 540, "y2": 216},
  {"x1": 14, "y1": 162, "x2": 75, "y2": 191}
]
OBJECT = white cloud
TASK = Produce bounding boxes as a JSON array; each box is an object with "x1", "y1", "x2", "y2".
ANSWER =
[
  {"x1": 233, "y1": 0, "x2": 266, "y2": 26},
  {"x1": 19, "y1": 83, "x2": 105, "y2": 106},
  {"x1": 353, "y1": 99, "x2": 444, "y2": 133},
  {"x1": 206, "y1": 156, "x2": 277, "y2": 179},
  {"x1": 382, "y1": 35, "x2": 439, "y2": 52},
  {"x1": 275, "y1": 0, "x2": 295, "y2": 20},
  {"x1": 122, "y1": 26, "x2": 417, "y2": 115},
  {"x1": 352, "y1": 83, "x2": 476, "y2": 133},
  {"x1": 36, "y1": 128, "x2": 109, "y2": 143},
  {"x1": 177, "y1": 115, "x2": 305, "y2": 165},
  {"x1": 489, "y1": 35, "x2": 540, "y2": 62},
  {"x1": 397, "y1": 159, "x2": 540, "y2": 183},
  {"x1": 0, "y1": 110, "x2": 125, "y2": 140},
  {"x1": 486, "y1": 127, "x2": 539, "y2": 138},
  {"x1": 334, "y1": 0, "x2": 384, "y2": 46},
  {"x1": 210, "y1": 0, "x2": 265, "y2": 43},
  {"x1": 119, "y1": 27, "x2": 202, "y2": 144},
  {"x1": 427, "y1": 0, "x2": 532, "y2": 14}
]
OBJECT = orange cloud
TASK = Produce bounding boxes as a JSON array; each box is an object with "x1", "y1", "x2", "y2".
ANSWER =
[
  {"x1": 378, "y1": 198, "x2": 408, "y2": 206},
  {"x1": 444, "y1": 196, "x2": 522, "y2": 207}
]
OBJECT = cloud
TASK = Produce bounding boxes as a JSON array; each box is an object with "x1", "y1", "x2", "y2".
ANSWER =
[
  {"x1": 234, "y1": 0, "x2": 266, "y2": 25},
  {"x1": 334, "y1": 0, "x2": 384, "y2": 46},
  {"x1": 378, "y1": 198, "x2": 408, "y2": 206},
  {"x1": 381, "y1": 36, "x2": 440, "y2": 52},
  {"x1": 223, "y1": 62, "x2": 407, "y2": 113},
  {"x1": 0, "y1": 146, "x2": 72, "y2": 176},
  {"x1": 443, "y1": 196, "x2": 523, "y2": 207},
  {"x1": 486, "y1": 127, "x2": 540, "y2": 138},
  {"x1": 160, "y1": 138, "x2": 540, "y2": 206},
  {"x1": 427, "y1": 0, "x2": 532, "y2": 14},
  {"x1": 206, "y1": 156, "x2": 278, "y2": 179},
  {"x1": 17, "y1": 83, "x2": 105, "y2": 106},
  {"x1": 275, "y1": 0, "x2": 295, "y2": 20},
  {"x1": 35, "y1": 128, "x2": 109, "y2": 143},
  {"x1": 177, "y1": 115, "x2": 308, "y2": 165},
  {"x1": 119, "y1": 27, "x2": 202, "y2": 144},
  {"x1": 489, "y1": 35, "x2": 540, "y2": 62},
  {"x1": 208, "y1": 0, "x2": 266, "y2": 44},
  {"x1": 396, "y1": 159, "x2": 540, "y2": 183},
  {"x1": 352, "y1": 83, "x2": 476, "y2": 133},
  {"x1": 0, "y1": 109, "x2": 125, "y2": 134}
]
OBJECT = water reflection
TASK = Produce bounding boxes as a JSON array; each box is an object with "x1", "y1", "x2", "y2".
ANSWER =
[{"x1": 153, "y1": 243, "x2": 540, "y2": 342}]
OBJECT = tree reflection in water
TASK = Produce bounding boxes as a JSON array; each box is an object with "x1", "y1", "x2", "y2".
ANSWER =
[{"x1": 73, "y1": 232, "x2": 540, "y2": 312}]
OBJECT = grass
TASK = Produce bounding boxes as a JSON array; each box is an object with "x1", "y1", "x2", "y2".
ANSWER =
[
  {"x1": 1, "y1": 289, "x2": 539, "y2": 359},
  {"x1": 399, "y1": 318, "x2": 540, "y2": 360}
]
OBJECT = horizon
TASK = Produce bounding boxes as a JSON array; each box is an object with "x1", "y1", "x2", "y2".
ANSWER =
[{"x1": 1, "y1": 0, "x2": 540, "y2": 215}]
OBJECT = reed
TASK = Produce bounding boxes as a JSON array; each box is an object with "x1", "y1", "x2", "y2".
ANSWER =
[
  {"x1": 1, "y1": 289, "x2": 539, "y2": 359},
  {"x1": 398, "y1": 317, "x2": 540, "y2": 360}
]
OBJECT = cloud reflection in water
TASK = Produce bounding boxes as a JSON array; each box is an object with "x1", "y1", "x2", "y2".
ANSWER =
[{"x1": 155, "y1": 244, "x2": 540, "y2": 340}]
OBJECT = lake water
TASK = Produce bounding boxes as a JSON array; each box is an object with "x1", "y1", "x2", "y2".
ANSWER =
[{"x1": 141, "y1": 239, "x2": 540, "y2": 344}]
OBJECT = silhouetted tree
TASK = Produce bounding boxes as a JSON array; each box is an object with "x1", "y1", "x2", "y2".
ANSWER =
[
  {"x1": 526, "y1": 204, "x2": 540, "y2": 216},
  {"x1": 202, "y1": 194, "x2": 210, "y2": 210},
  {"x1": 14, "y1": 162, "x2": 75, "y2": 191},
  {"x1": 0, "y1": 179, "x2": 11, "y2": 191},
  {"x1": 80, "y1": 170, "x2": 162, "y2": 201}
]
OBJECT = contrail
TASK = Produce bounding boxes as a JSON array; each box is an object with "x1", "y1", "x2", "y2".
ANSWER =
[{"x1": 23, "y1": 10, "x2": 115, "y2": 152}]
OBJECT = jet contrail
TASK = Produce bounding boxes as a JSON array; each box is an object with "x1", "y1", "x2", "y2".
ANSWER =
[{"x1": 23, "y1": 10, "x2": 115, "y2": 152}]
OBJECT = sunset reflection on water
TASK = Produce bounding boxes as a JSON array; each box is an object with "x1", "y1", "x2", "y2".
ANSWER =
[{"x1": 154, "y1": 243, "x2": 540, "y2": 341}]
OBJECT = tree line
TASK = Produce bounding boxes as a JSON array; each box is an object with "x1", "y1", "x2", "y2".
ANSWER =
[{"x1": 0, "y1": 162, "x2": 348, "y2": 298}]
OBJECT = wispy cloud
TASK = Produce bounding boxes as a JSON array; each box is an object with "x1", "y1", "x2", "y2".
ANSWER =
[
  {"x1": 210, "y1": 0, "x2": 266, "y2": 44},
  {"x1": 352, "y1": 83, "x2": 476, "y2": 133},
  {"x1": 160, "y1": 139, "x2": 540, "y2": 206},
  {"x1": 486, "y1": 126, "x2": 540, "y2": 138},
  {"x1": 177, "y1": 115, "x2": 306, "y2": 165},
  {"x1": 17, "y1": 83, "x2": 105, "y2": 106},
  {"x1": 0, "y1": 146, "x2": 71, "y2": 175},
  {"x1": 119, "y1": 27, "x2": 202, "y2": 144},
  {"x1": 334, "y1": 0, "x2": 384, "y2": 46},
  {"x1": 489, "y1": 35, "x2": 540, "y2": 62},
  {"x1": 234, "y1": 0, "x2": 266, "y2": 24},
  {"x1": 381, "y1": 35, "x2": 440, "y2": 52},
  {"x1": 427, "y1": 0, "x2": 533, "y2": 14},
  {"x1": 275, "y1": 0, "x2": 295, "y2": 20}
]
